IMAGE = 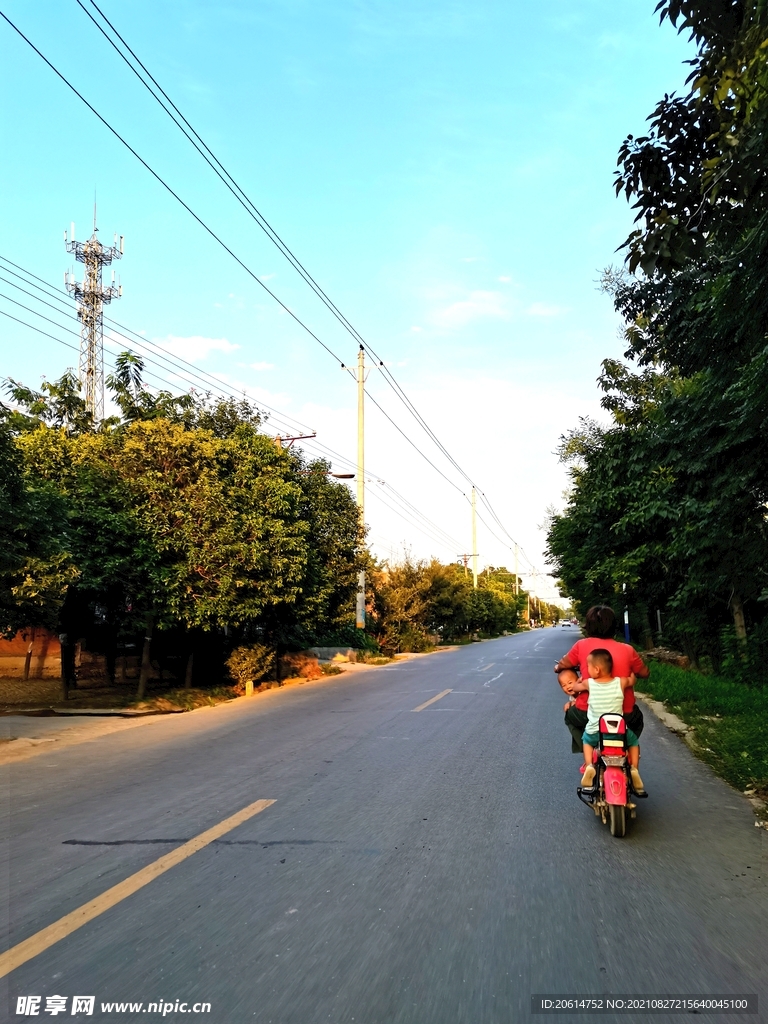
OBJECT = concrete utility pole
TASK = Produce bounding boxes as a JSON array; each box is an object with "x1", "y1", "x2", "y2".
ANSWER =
[
  {"x1": 471, "y1": 486, "x2": 478, "y2": 589},
  {"x1": 355, "y1": 346, "x2": 368, "y2": 629},
  {"x1": 65, "y1": 208, "x2": 123, "y2": 421}
]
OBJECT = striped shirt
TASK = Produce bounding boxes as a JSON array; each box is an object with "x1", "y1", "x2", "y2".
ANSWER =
[{"x1": 585, "y1": 677, "x2": 624, "y2": 734}]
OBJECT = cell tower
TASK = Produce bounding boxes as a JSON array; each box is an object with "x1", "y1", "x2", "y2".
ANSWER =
[{"x1": 65, "y1": 208, "x2": 123, "y2": 420}]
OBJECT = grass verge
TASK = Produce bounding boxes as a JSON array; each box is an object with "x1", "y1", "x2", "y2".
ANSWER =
[
  {"x1": 643, "y1": 661, "x2": 768, "y2": 799},
  {"x1": 134, "y1": 686, "x2": 240, "y2": 712}
]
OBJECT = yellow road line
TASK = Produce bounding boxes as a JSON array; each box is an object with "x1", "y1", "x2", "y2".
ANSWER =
[
  {"x1": 0, "y1": 797, "x2": 275, "y2": 979},
  {"x1": 411, "y1": 689, "x2": 453, "y2": 712}
]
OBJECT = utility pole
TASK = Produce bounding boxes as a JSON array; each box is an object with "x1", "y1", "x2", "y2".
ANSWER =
[
  {"x1": 355, "y1": 346, "x2": 368, "y2": 629},
  {"x1": 65, "y1": 209, "x2": 123, "y2": 421},
  {"x1": 471, "y1": 486, "x2": 478, "y2": 589},
  {"x1": 461, "y1": 554, "x2": 469, "y2": 578}
]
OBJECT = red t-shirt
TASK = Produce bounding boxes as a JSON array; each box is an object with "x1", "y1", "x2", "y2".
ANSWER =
[{"x1": 566, "y1": 637, "x2": 646, "y2": 713}]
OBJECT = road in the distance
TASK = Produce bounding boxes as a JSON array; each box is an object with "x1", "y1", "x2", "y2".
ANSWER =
[{"x1": 3, "y1": 629, "x2": 766, "y2": 1023}]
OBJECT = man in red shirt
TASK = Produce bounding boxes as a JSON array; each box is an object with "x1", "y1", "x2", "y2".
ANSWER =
[{"x1": 554, "y1": 605, "x2": 649, "y2": 754}]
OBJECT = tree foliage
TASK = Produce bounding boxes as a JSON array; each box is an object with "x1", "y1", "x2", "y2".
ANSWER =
[
  {"x1": 0, "y1": 414, "x2": 76, "y2": 636},
  {"x1": 548, "y1": 0, "x2": 768, "y2": 676},
  {"x1": 1, "y1": 356, "x2": 362, "y2": 680},
  {"x1": 368, "y1": 557, "x2": 529, "y2": 652}
]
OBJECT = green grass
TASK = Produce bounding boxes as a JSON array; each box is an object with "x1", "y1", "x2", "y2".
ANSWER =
[{"x1": 642, "y1": 662, "x2": 768, "y2": 797}]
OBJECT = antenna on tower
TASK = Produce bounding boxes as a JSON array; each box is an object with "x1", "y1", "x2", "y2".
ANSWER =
[{"x1": 65, "y1": 216, "x2": 124, "y2": 421}]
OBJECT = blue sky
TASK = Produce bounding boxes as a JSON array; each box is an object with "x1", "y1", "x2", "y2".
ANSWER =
[{"x1": 0, "y1": 1, "x2": 693, "y2": 599}]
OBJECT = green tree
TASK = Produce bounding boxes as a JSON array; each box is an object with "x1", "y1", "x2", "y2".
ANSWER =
[
  {"x1": 5, "y1": 364, "x2": 361, "y2": 694},
  {"x1": 0, "y1": 407, "x2": 78, "y2": 639},
  {"x1": 548, "y1": 1, "x2": 768, "y2": 670}
]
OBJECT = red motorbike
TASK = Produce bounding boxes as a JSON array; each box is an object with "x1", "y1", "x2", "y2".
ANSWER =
[{"x1": 577, "y1": 713, "x2": 647, "y2": 837}]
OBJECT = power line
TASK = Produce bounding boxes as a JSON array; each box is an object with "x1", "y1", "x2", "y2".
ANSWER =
[
  {"x1": 0, "y1": 288, "x2": 270, "y2": 418},
  {"x1": 364, "y1": 388, "x2": 465, "y2": 496},
  {"x1": 75, "y1": 0, "x2": 480, "y2": 492},
  {"x1": 2, "y1": 261, "x2": 546, "y2": 579},
  {"x1": 0, "y1": 305, "x2": 221, "y2": 401},
  {"x1": 0, "y1": 309, "x2": 465, "y2": 562},
  {"x1": 1, "y1": 13, "x2": 481, "y2": 506},
  {"x1": 65, "y1": 5, "x2": 525, "y2": 535},
  {"x1": 0, "y1": 255, "x2": 315, "y2": 437},
  {"x1": 377, "y1": 481, "x2": 465, "y2": 551},
  {"x1": 0, "y1": 299, "x2": 469, "y2": 561},
  {"x1": 0, "y1": 10, "x2": 349, "y2": 370},
  {"x1": 3, "y1": 9, "x2": 531, "y2": 564},
  {"x1": 1, "y1": 284, "x2": 545, "y2": 580},
  {"x1": 365, "y1": 486, "x2": 462, "y2": 557},
  {"x1": 1, "y1": 11, "x2": 548, "y2": 577}
]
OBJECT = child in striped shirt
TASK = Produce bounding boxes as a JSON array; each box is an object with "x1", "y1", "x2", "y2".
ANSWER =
[{"x1": 581, "y1": 648, "x2": 645, "y2": 794}]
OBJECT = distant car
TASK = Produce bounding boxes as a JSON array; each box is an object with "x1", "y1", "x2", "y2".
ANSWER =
[{"x1": 561, "y1": 621, "x2": 571, "y2": 627}]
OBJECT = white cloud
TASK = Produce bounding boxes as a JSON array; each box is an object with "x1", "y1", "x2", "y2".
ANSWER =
[
  {"x1": 498, "y1": 275, "x2": 511, "y2": 283},
  {"x1": 431, "y1": 290, "x2": 508, "y2": 328},
  {"x1": 526, "y1": 302, "x2": 565, "y2": 318},
  {"x1": 154, "y1": 335, "x2": 239, "y2": 360},
  {"x1": 250, "y1": 361, "x2": 275, "y2": 371},
  {"x1": 259, "y1": 273, "x2": 276, "y2": 281}
]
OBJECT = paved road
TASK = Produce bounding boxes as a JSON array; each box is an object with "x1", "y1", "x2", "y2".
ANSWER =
[{"x1": 3, "y1": 630, "x2": 766, "y2": 1023}]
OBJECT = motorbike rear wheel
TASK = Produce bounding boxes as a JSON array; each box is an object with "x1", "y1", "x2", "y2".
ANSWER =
[{"x1": 609, "y1": 804, "x2": 626, "y2": 838}]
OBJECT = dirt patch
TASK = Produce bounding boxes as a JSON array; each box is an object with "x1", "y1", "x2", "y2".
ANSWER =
[{"x1": 0, "y1": 676, "x2": 237, "y2": 713}]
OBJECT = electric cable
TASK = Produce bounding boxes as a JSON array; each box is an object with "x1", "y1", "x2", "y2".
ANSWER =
[
  {"x1": 376, "y1": 482, "x2": 465, "y2": 551},
  {"x1": 0, "y1": 255, "x2": 316, "y2": 437},
  {"x1": 363, "y1": 388, "x2": 465, "y2": 496},
  {"x1": 69, "y1": 2, "x2": 499, "y2": 493},
  {"x1": 5, "y1": 305, "x2": 555, "y2": 592},
  {"x1": 364, "y1": 485, "x2": 463, "y2": 557},
  {"x1": 0, "y1": 304, "x2": 470, "y2": 561},
  {"x1": 1, "y1": 269, "x2": 548, "y2": 580},
  {"x1": 0, "y1": 5, "x2": 546, "y2": 577},
  {"x1": 0, "y1": 10, "x2": 349, "y2": 370},
  {"x1": 3, "y1": 9, "x2": 531, "y2": 556},
  {"x1": 0, "y1": 304, "x2": 228, "y2": 401},
  {"x1": 0, "y1": 287, "x2": 277, "y2": 422}
]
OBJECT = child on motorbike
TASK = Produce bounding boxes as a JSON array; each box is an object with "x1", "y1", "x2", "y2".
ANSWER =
[
  {"x1": 557, "y1": 668, "x2": 580, "y2": 713},
  {"x1": 580, "y1": 648, "x2": 645, "y2": 795}
]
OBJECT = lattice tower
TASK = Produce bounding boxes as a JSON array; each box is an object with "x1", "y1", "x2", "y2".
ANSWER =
[{"x1": 65, "y1": 212, "x2": 123, "y2": 420}]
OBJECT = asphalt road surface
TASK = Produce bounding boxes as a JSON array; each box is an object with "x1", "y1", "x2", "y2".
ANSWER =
[{"x1": 3, "y1": 630, "x2": 766, "y2": 1023}]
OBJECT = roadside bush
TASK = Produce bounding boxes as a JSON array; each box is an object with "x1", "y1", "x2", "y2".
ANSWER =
[
  {"x1": 315, "y1": 624, "x2": 380, "y2": 652},
  {"x1": 226, "y1": 644, "x2": 275, "y2": 690}
]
